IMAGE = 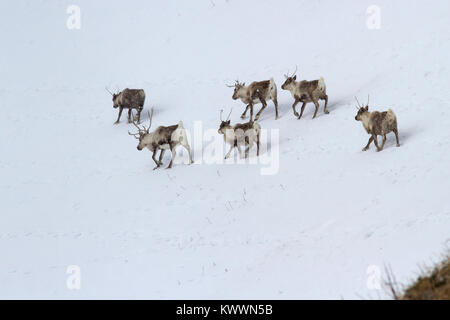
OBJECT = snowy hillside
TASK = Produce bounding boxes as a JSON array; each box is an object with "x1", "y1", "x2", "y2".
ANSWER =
[{"x1": 1, "y1": 0, "x2": 449, "y2": 299}]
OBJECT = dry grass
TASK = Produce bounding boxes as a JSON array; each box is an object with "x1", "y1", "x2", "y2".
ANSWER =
[{"x1": 385, "y1": 254, "x2": 450, "y2": 300}]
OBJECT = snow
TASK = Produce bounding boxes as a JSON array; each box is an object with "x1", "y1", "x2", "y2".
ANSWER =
[{"x1": 1, "y1": 0, "x2": 449, "y2": 299}]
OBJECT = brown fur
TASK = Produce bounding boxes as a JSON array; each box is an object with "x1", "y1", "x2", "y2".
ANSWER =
[
  {"x1": 148, "y1": 125, "x2": 178, "y2": 151},
  {"x1": 112, "y1": 88, "x2": 146, "y2": 124},
  {"x1": 218, "y1": 120, "x2": 261, "y2": 159},
  {"x1": 231, "y1": 78, "x2": 278, "y2": 121},
  {"x1": 129, "y1": 111, "x2": 193, "y2": 170},
  {"x1": 245, "y1": 81, "x2": 270, "y2": 102},
  {"x1": 281, "y1": 76, "x2": 328, "y2": 119},
  {"x1": 232, "y1": 122, "x2": 255, "y2": 132},
  {"x1": 355, "y1": 106, "x2": 400, "y2": 152}
]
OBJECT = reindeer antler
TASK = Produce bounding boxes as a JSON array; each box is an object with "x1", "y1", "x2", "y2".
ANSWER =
[
  {"x1": 141, "y1": 109, "x2": 154, "y2": 132},
  {"x1": 131, "y1": 118, "x2": 143, "y2": 132},
  {"x1": 226, "y1": 79, "x2": 242, "y2": 88},
  {"x1": 146, "y1": 109, "x2": 153, "y2": 133},
  {"x1": 355, "y1": 96, "x2": 363, "y2": 109},
  {"x1": 285, "y1": 65, "x2": 298, "y2": 79},
  {"x1": 220, "y1": 108, "x2": 233, "y2": 121},
  {"x1": 128, "y1": 119, "x2": 144, "y2": 139},
  {"x1": 128, "y1": 131, "x2": 140, "y2": 139},
  {"x1": 129, "y1": 108, "x2": 153, "y2": 137},
  {"x1": 105, "y1": 87, "x2": 114, "y2": 96},
  {"x1": 354, "y1": 95, "x2": 370, "y2": 110},
  {"x1": 226, "y1": 108, "x2": 233, "y2": 121}
]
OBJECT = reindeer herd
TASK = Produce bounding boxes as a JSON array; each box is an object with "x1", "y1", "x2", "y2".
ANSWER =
[{"x1": 107, "y1": 68, "x2": 400, "y2": 170}]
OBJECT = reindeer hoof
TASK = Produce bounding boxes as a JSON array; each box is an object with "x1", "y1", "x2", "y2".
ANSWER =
[
  {"x1": 324, "y1": 110, "x2": 330, "y2": 114},
  {"x1": 396, "y1": 144, "x2": 401, "y2": 147},
  {"x1": 294, "y1": 112, "x2": 299, "y2": 117},
  {"x1": 153, "y1": 166, "x2": 160, "y2": 170},
  {"x1": 362, "y1": 147, "x2": 369, "y2": 151},
  {"x1": 113, "y1": 121, "x2": 119, "y2": 125}
]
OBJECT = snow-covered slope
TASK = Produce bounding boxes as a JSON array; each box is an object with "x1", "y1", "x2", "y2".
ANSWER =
[{"x1": 1, "y1": 0, "x2": 449, "y2": 299}]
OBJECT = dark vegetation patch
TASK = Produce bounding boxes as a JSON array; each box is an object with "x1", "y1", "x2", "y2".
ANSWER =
[
  {"x1": 385, "y1": 253, "x2": 450, "y2": 300},
  {"x1": 401, "y1": 255, "x2": 450, "y2": 300}
]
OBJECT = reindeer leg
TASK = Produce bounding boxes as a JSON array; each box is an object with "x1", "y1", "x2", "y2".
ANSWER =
[
  {"x1": 224, "y1": 145, "x2": 234, "y2": 159},
  {"x1": 127, "y1": 109, "x2": 132, "y2": 123},
  {"x1": 393, "y1": 128, "x2": 400, "y2": 147},
  {"x1": 323, "y1": 94, "x2": 329, "y2": 114},
  {"x1": 363, "y1": 136, "x2": 374, "y2": 151},
  {"x1": 256, "y1": 132, "x2": 260, "y2": 156},
  {"x1": 312, "y1": 99, "x2": 320, "y2": 119},
  {"x1": 183, "y1": 143, "x2": 194, "y2": 164},
  {"x1": 298, "y1": 102, "x2": 307, "y2": 119},
  {"x1": 237, "y1": 144, "x2": 244, "y2": 159},
  {"x1": 292, "y1": 99, "x2": 300, "y2": 117},
  {"x1": 158, "y1": 149, "x2": 165, "y2": 166},
  {"x1": 114, "y1": 107, "x2": 123, "y2": 124},
  {"x1": 273, "y1": 97, "x2": 279, "y2": 120},
  {"x1": 167, "y1": 148, "x2": 176, "y2": 169},
  {"x1": 137, "y1": 107, "x2": 143, "y2": 124},
  {"x1": 244, "y1": 146, "x2": 250, "y2": 158},
  {"x1": 372, "y1": 134, "x2": 382, "y2": 152},
  {"x1": 244, "y1": 136, "x2": 250, "y2": 158},
  {"x1": 249, "y1": 103, "x2": 254, "y2": 122},
  {"x1": 241, "y1": 105, "x2": 250, "y2": 119},
  {"x1": 152, "y1": 150, "x2": 160, "y2": 170},
  {"x1": 254, "y1": 97, "x2": 267, "y2": 121},
  {"x1": 380, "y1": 134, "x2": 387, "y2": 150}
]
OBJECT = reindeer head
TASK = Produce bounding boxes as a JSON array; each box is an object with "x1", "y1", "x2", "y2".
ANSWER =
[
  {"x1": 218, "y1": 109, "x2": 232, "y2": 134},
  {"x1": 281, "y1": 66, "x2": 298, "y2": 90},
  {"x1": 227, "y1": 80, "x2": 245, "y2": 100},
  {"x1": 129, "y1": 109, "x2": 153, "y2": 150},
  {"x1": 106, "y1": 87, "x2": 121, "y2": 108},
  {"x1": 354, "y1": 96, "x2": 370, "y2": 121},
  {"x1": 112, "y1": 94, "x2": 120, "y2": 108}
]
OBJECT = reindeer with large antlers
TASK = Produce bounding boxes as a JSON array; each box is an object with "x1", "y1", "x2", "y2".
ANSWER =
[
  {"x1": 281, "y1": 66, "x2": 329, "y2": 119},
  {"x1": 106, "y1": 87, "x2": 146, "y2": 124},
  {"x1": 227, "y1": 77, "x2": 278, "y2": 121},
  {"x1": 354, "y1": 96, "x2": 400, "y2": 152},
  {"x1": 218, "y1": 109, "x2": 261, "y2": 159},
  {"x1": 128, "y1": 108, "x2": 194, "y2": 169}
]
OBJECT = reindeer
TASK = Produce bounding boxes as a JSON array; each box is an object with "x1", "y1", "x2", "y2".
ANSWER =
[
  {"x1": 218, "y1": 109, "x2": 261, "y2": 159},
  {"x1": 227, "y1": 78, "x2": 278, "y2": 121},
  {"x1": 106, "y1": 87, "x2": 146, "y2": 124},
  {"x1": 128, "y1": 108, "x2": 194, "y2": 169},
  {"x1": 354, "y1": 96, "x2": 400, "y2": 152},
  {"x1": 281, "y1": 67, "x2": 329, "y2": 119}
]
